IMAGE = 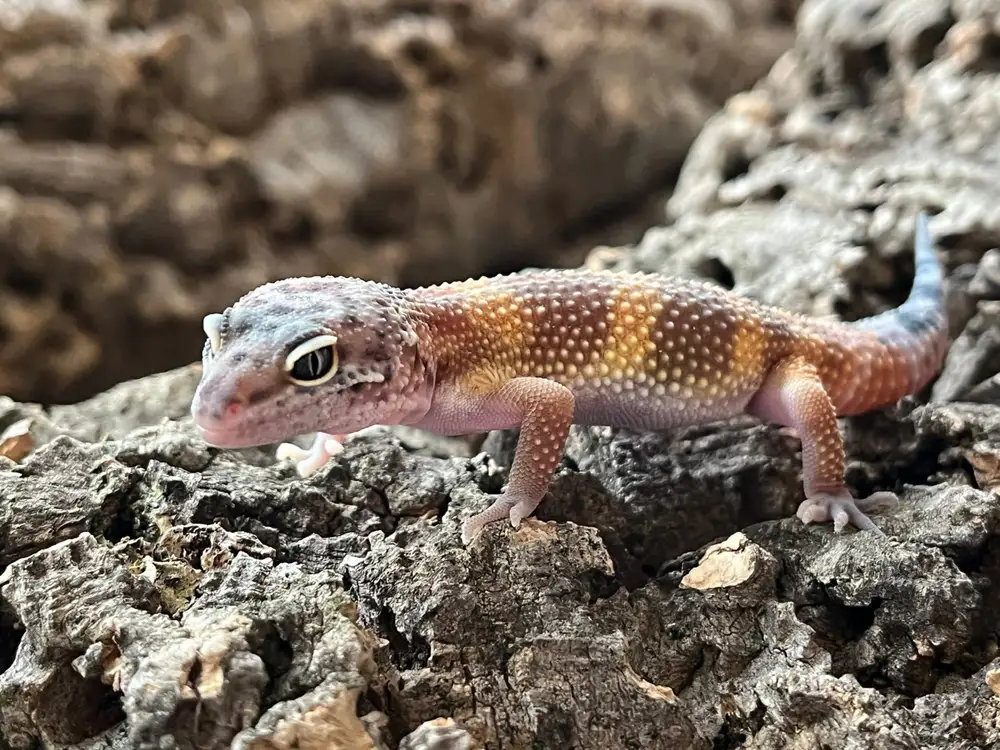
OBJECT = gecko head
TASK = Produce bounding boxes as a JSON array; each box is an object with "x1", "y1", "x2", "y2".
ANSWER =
[{"x1": 190, "y1": 276, "x2": 430, "y2": 449}]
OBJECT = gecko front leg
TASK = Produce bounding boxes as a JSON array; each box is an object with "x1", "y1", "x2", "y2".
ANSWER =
[
  {"x1": 747, "y1": 356, "x2": 897, "y2": 533},
  {"x1": 459, "y1": 377, "x2": 575, "y2": 544},
  {"x1": 276, "y1": 432, "x2": 347, "y2": 477}
]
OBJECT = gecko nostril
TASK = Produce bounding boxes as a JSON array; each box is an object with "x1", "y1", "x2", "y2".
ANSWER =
[{"x1": 222, "y1": 397, "x2": 246, "y2": 420}]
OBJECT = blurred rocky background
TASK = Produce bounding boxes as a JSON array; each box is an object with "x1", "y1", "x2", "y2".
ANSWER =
[
  {"x1": 4, "y1": 0, "x2": 1000, "y2": 749},
  {"x1": 0, "y1": 0, "x2": 797, "y2": 404}
]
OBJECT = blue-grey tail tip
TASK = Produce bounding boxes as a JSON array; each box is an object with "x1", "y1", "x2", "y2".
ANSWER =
[
  {"x1": 894, "y1": 210, "x2": 945, "y2": 335},
  {"x1": 914, "y1": 211, "x2": 933, "y2": 267},
  {"x1": 916, "y1": 210, "x2": 930, "y2": 240},
  {"x1": 908, "y1": 210, "x2": 943, "y2": 303},
  {"x1": 858, "y1": 210, "x2": 945, "y2": 342}
]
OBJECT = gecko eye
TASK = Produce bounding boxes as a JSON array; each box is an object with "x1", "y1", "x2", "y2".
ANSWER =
[{"x1": 285, "y1": 335, "x2": 339, "y2": 386}]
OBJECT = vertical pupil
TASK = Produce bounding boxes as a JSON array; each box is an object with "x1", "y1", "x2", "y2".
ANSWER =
[
  {"x1": 309, "y1": 349, "x2": 326, "y2": 377},
  {"x1": 295, "y1": 347, "x2": 331, "y2": 381}
]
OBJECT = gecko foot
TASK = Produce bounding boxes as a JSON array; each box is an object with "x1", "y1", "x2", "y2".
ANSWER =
[
  {"x1": 461, "y1": 493, "x2": 540, "y2": 545},
  {"x1": 796, "y1": 490, "x2": 898, "y2": 534},
  {"x1": 276, "y1": 432, "x2": 345, "y2": 477}
]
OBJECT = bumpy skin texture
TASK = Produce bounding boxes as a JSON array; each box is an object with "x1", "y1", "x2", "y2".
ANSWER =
[{"x1": 191, "y1": 214, "x2": 948, "y2": 542}]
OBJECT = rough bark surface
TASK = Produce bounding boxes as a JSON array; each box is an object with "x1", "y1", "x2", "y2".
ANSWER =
[
  {"x1": 0, "y1": 0, "x2": 794, "y2": 405},
  {"x1": 4, "y1": 0, "x2": 1000, "y2": 748}
]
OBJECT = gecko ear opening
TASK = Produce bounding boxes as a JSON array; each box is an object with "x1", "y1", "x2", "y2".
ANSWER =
[{"x1": 285, "y1": 335, "x2": 340, "y2": 386}]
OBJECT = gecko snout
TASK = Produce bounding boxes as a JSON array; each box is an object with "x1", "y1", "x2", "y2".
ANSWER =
[
  {"x1": 189, "y1": 380, "x2": 256, "y2": 447},
  {"x1": 193, "y1": 385, "x2": 245, "y2": 419}
]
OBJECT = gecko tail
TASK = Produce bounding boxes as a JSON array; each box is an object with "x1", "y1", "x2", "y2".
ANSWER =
[
  {"x1": 838, "y1": 211, "x2": 949, "y2": 412},
  {"x1": 862, "y1": 212, "x2": 945, "y2": 338}
]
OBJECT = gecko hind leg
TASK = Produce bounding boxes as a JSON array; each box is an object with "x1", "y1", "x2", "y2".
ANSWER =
[{"x1": 747, "y1": 356, "x2": 895, "y2": 534}]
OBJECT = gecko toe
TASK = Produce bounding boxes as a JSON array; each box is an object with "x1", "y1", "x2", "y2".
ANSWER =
[
  {"x1": 855, "y1": 490, "x2": 899, "y2": 512},
  {"x1": 276, "y1": 442, "x2": 306, "y2": 463},
  {"x1": 460, "y1": 519, "x2": 480, "y2": 545},
  {"x1": 277, "y1": 432, "x2": 344, "y2": 477},
  {"x1": 462, "y1": 493, "x2": 543, "y2": 543},
  {"x1": 795, "y1": 497, "x2": 831, "y2": 525},
  {"x1": 461, "y1": 495, "x2": 517, "y2": 544},
  {"x1": 509, "y1": 495, "x2": 542, "y2": 529}
]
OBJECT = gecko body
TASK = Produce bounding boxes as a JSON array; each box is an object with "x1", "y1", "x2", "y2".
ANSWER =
[{"x1": 191, "y1": 213, "x2": 948, "y2": 541}]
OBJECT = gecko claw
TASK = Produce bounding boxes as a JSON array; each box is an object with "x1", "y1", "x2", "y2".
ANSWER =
[
  {"x1": 508, "y1": 507, "x2": 527, "y2": 529},
  {"x1": 508, "y1": 496, "x2": 542, "y2": 528},
  {"x1": 276, "y1": 432, "x2": 345, "y2": 477}
]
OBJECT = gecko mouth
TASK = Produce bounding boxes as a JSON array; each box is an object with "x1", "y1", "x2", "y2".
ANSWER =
[
  {"x1": 194, "y1": 423, "x2": 259, "y2": 449},
  {"x1": 191, "y1": 409, "x2": 283, "y2": 449},
  {"x1": 191, "y1": 392, "x2": 280, "y2": 449},
  {"x1": 193, "y1": 407, "x2": 316, "y2": 450}
]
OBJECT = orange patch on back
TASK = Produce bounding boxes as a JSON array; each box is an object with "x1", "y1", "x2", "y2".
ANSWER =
[
  {"x1": 727, "y1": 318, "x2": 769, "y2": 384},
  {"x1": 446, "y1": 290, "x2": 529, "y2": 390},
  {"x1": 597, "y1": 283, "x2": 658, "y2": 381}
]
